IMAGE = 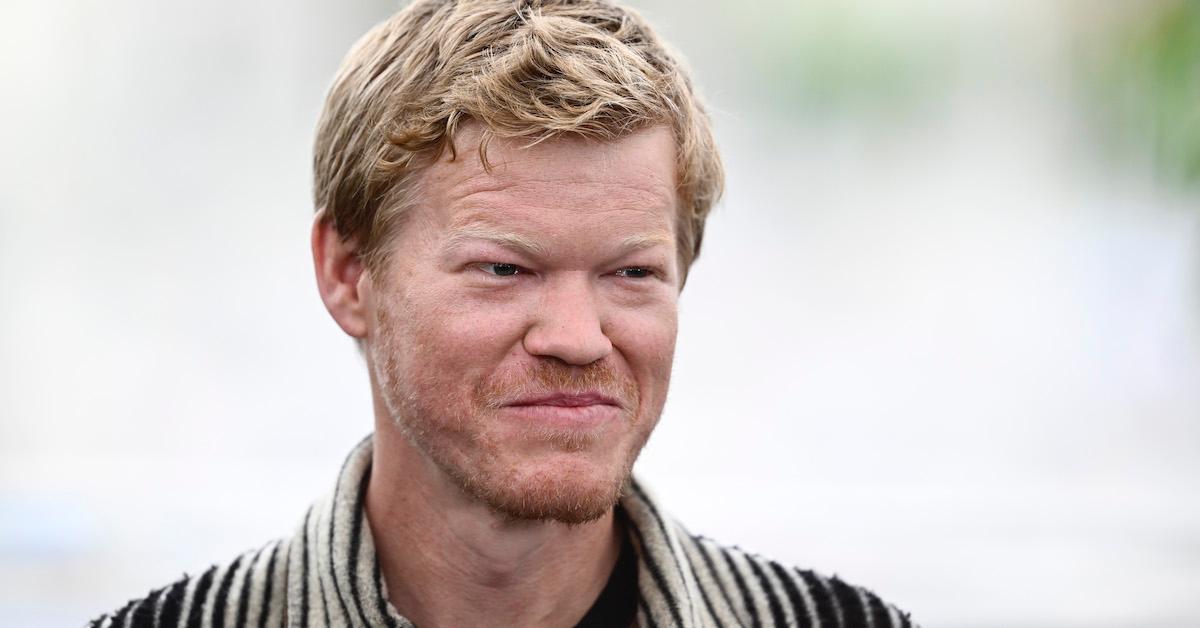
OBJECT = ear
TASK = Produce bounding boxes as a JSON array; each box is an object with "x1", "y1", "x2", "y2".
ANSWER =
[{"x1": 312, "y1": 209, "x2": 370, "y2": 338}]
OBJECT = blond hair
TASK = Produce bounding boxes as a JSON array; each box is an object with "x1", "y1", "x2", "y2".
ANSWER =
[{"x1": 313, "y1": 0, "x2": 723, "y2": 280}]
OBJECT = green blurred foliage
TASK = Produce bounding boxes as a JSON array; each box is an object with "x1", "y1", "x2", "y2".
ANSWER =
[
  {"x1": 1080, "y1": 0, "x2": 1200, "y2": 189},
  {"x1": 719, "y1": 1, "x2": 955, "y2": 123}
]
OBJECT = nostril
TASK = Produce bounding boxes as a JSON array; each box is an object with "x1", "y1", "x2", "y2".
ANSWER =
[{"x1": 522, "y1": 319, "x2": 612, "y2": 366}]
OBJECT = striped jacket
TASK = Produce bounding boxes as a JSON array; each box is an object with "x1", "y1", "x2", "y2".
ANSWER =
[{"x1": 91, "y1": 436, "x2": 916, "y2": 627}]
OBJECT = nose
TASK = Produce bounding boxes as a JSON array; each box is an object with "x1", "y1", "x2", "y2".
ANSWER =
[{"x1": 522, "y1": 273, "x2": 613, "y2": 366}]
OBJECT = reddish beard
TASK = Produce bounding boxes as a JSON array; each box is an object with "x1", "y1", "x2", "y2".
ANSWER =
[
  {"x1": 379, "y1": 338, "x2": 651, "y2": 524},
  {"x1": 474, "y1": 359, "x2": 641, "y2": 451},
  {"x1": 476, "y1": 358, "x2": 639, "y2": 410}
]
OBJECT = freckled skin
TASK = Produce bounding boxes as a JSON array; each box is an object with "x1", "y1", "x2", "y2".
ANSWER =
[
  {"x1": 365, "y1": 124, "x2": 682, "y2": 523},
  {"x1": 314, "y1": 124, "x2": 687, "y2": 628}
]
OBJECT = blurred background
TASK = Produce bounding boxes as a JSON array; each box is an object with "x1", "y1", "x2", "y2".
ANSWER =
[{"x1": 2, "y1": 0, "x2": 1198, "y2": 625}]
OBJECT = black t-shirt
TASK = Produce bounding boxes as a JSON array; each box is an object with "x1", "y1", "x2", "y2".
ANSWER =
[{"x1": 573, "y1": 530, "x2": 638, "y2": 628}]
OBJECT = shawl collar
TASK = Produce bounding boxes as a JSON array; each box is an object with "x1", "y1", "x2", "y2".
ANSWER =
[{"x1": 284, "y1": 435, "x2": 704, "y2": 627}]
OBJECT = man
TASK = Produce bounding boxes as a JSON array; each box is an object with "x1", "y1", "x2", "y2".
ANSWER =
[{"x1": 93, "y1": 0, "x2": 915, "y2": 626}]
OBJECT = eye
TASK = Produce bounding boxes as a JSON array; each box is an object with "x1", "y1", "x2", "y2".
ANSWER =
[
  {"x1": 614, "y1": 267, "x2": 653, "y2": 279},
  {"x1": 478, "y1": 262, "x2": 523, "y2": 277}
]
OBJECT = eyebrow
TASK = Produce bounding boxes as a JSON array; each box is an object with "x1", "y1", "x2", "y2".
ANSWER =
[
  {"x1": 441, "y1": 224, "x2": 549, "y2": 257},
  {"x1": 440, "y1": 222, "x2": 675, "y2": 259},
  {"x1": 618, "y1": 232, "x2": 673, "y2": 252}
]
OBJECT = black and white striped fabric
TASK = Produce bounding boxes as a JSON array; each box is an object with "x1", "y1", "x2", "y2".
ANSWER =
[{"x1": 91, "y1": 436, "x2": 916, "y2": 627}]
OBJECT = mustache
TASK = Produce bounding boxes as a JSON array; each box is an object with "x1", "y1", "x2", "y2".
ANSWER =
[{"x1": 476, "y1": 360, "x2": 639, "y2": 411}]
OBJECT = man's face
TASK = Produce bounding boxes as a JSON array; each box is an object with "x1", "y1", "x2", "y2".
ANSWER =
[{"x1": 365, "y1": 125, "x2": 680, "y2": 524}]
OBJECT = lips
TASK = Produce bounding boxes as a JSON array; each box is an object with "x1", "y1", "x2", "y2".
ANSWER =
[
  {"x1": 504, "y1": 392, "x2": 623, "y2": 409},
  {"x1": 498, "y1": 394, "x2": 623, "y2": 430}
]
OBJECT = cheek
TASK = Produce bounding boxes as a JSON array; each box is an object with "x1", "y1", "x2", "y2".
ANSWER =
[
  {"x1": 609, "y1": 303, "x2": 678, "y2": 384},
  {"x1": 407, "y1": 288, "x2": 531, "y2": 371}
]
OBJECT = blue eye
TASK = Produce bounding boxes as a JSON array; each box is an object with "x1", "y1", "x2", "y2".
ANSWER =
[
  {"x1": 481, "y1": 262, "x2": 521, "y2": 276},
  {"x1": 615, "y1": 267, "x2": 652, "y2": 278}
]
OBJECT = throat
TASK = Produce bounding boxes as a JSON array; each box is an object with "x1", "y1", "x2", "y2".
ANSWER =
[{"x1": 365, "y1": 438, "x2": 627, "y2": 627}]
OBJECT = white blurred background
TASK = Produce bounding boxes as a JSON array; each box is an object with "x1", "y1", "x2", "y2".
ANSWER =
[{"x1": 2, "y1": 0, "x2": 1198, "y2": 626}]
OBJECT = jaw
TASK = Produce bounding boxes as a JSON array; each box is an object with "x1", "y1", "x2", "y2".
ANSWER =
[
  {"x1": 364, "y1": 312, "x2": 670, "y2": 526},
  {"x1": 424, "y1": 414, "x2": 654, "y2": 525}
]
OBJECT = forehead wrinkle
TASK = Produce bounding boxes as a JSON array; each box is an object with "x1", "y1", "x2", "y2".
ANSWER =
[
  {"x1": 435, "y1": 153, "x2": 676, "y2": 211},
  {"x1": 439, "y1": 170, "x2": 519, "y2": 207},
  {"x1": 451, "y1": 178, "x2": 674, "y2": 215}
]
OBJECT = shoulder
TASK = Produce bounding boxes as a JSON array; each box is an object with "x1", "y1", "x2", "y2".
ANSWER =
[
  {"x1": 88, "y1": 538, "x2": 290, "y2": 628},
  {"x1": 677, "y1": 531, "x2": 918, "y2": 628},
  {"x1": 620, "y1": 478, "x2": 918, "y2": 627}
]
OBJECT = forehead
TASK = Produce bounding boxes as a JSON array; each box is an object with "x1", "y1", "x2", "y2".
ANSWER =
[{"x1": 416, "y1": 125, "x2": 680, "y2": 235}]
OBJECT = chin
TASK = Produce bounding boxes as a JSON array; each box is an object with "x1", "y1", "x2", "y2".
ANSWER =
[{"x1": 449, "y1": 453, "x2": 634, "y2": 525}]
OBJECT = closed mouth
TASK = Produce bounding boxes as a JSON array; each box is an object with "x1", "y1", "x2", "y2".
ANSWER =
[{"x1": 504, "y1": 391, "x2": 622, "y2": 409}]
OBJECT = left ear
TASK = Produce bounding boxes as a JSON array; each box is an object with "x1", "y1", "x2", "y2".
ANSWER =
[{"x1": 311, "y1": 208, "x2": 370, "y2": 338}]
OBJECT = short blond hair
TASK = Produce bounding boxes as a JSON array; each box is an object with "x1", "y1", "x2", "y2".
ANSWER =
[{"x1": 313, "y1": 0, "x2": 723, "y2": 280}]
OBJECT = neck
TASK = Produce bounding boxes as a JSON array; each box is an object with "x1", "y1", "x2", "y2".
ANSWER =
[{"x1": 366, "y1": 421, "x2": 622, "y2": 628}]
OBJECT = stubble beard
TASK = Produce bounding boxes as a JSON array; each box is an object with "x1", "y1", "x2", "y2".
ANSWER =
[{"x1": 372, "y1": 306, "x2": 658, "y2": 525}]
